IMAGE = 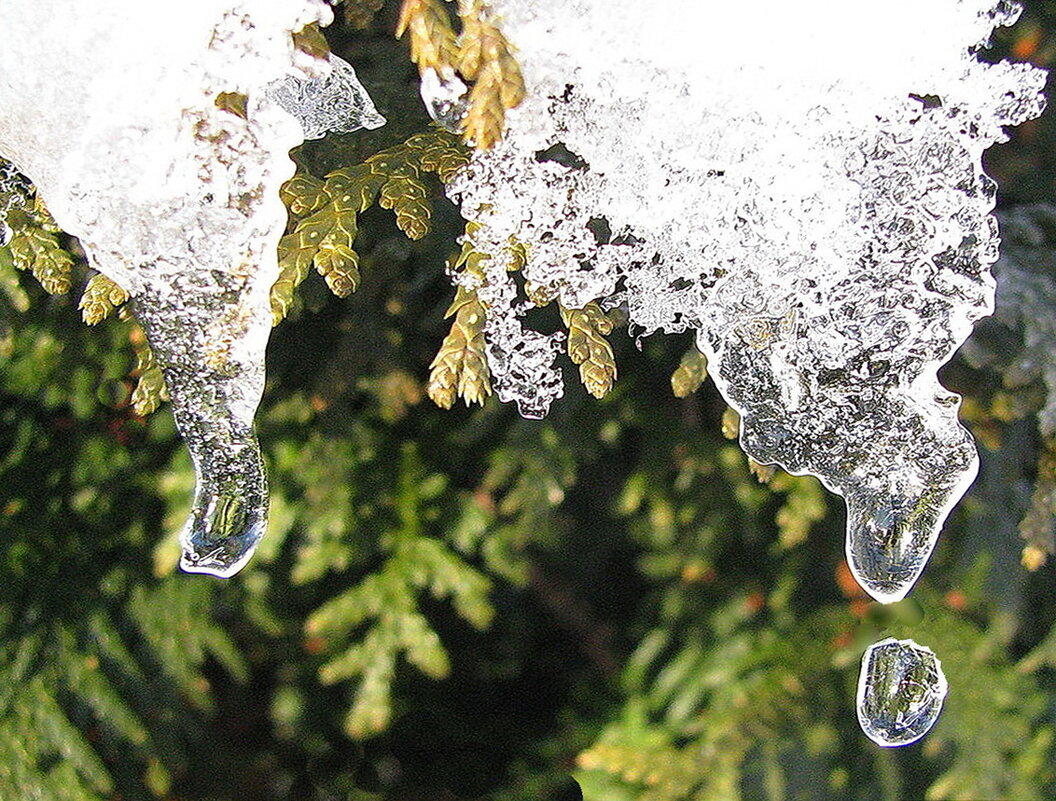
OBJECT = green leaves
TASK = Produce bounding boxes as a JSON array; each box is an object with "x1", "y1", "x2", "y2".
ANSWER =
[
  {"x1": 6, "y1": 200, "x2": 74, "y2": 296},
  {"x1": 293, "y1": 444, "x2": 493, "y2": 738},
  {"x1": 274, "y1": 130, "x2": 470, "y2": 323}
]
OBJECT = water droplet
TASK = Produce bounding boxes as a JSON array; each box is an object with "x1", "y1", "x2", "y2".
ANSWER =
[
  {"x1": 856, "y1": 637, "x2": 948, "y2": 747},
  {"x1": 180, "y1": 451, "x2": 268, "y2": 578}
]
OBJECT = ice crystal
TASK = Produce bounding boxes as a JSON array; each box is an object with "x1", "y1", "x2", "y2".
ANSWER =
[
  {"x1": 265, "y1": 52, "x2": 386, "y2": 140},
  {"x1": 857, "y1": 637, "x2": 948, "y2": 747},
  {"x1": 445, "y1": 0, "x2": 1047, "y2": 601},
  {"x1": 0, "y1": 0, "x2": 346, "y2": 576}
]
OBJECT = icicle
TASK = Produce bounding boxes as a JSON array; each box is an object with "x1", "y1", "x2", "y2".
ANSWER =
[
  {"x1": 445, "y1": 0, "x2": 1047, "y2": 603},
  {"x1": 856, "y1": 637, "x2": 948, "y2": 747},
  {"x1": 133, "y1": 278, "x2": 271, "y2": 576},
  {"x1": 0, "y1": 0, "x2": 382, "y2": 577}
]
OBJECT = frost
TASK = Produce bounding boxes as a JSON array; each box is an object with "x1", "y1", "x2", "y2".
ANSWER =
[
  {"x1": 265, "y1": 52, "x2": 386, "y2": 140},
  {"x1": 0, "y1": 0, "x2": 349, "y2": 576},
  {"x1": 445, "y1": 0, "x2": 1047, "y2": 602},
  {"x1": 856, "y1": 637, "x2": 948, "y2": 747}
]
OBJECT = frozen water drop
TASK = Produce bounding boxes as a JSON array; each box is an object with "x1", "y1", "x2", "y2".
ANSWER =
[
  {"x1": 846, "y1": 490, "x2": 947, "y2": 603},
  {"x1": 856, "y1": 637, "x2": 948, "y2": 747},
  {"x1": 266, "y1": 52, "x2": 385, "y2": 140},
  {"x1": 419, "y1": 67, "x2": 469, "y2": 134},
  {"x1": 181, "y1": 467, "x2": 267, "y2": 577}
]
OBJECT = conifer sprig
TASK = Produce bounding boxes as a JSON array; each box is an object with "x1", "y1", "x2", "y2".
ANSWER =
[
  {"x1": 396, "y1": 0, "x2": 459, "y2": 75},
  {"x1": 79, "y1": 273, "x2": 128, "y2": 325},
  {"x1": 671, "y1": 345, "x2": 708, "y2": 397},
  {"x1": 129, "y1": 324, "x2": 168, "y2": 416},
  {"x1": 456, "y1": 0, "x2": 525, "y2": 149},
  {"x1": 5, "y1": 197, "x2": 74, "y2": 296},
  {"x1": 428, "y1": 285, "x2": 492, "y2": 408},
  {"x1": 274, "y1": 130, "x2": 470, "y2": 324},
  {"x1": 560, "y1": 301, "x2": 617, "y2": 399},
  {"x1": 396, "y1": 0, "x2": 525, "y2": 149}
]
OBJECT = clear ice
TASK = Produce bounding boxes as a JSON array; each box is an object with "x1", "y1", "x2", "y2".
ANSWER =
[
  {"x1": 444, "y1": 0, "x2": 1048, "y2": 602},
  {"x1": 856, "y1": 637, "x2": 948, "y2": 747},
  {"x1": 265, "y1": 52, "x2": 386, "y2": 140},
  {"x1": 0, "y1": 0, "x2": 385, "y2": 576}
]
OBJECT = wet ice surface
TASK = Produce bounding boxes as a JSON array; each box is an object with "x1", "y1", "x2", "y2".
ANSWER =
[
  {"x1": 135, "y1": 280, "x2": 270, "y2": 576},
  {"x1": 0, "y1": 0, "x2": 348, "y2": 576},
  {"x1": 447, "y1": 0, "x2": 1048, "y2": 601},
  {"x1": 266, "y1": 52, "x2": 386, "y2": 140},
  {"x1": 857, "y1": 637, "x2": 948, "y2": 747}
]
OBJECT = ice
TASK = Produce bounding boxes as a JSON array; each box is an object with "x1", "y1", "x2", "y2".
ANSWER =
[
  {"x1": 0, "y1": 159, "x2": 31, "y2": 247},
  {"x1": 418, "y1": 68, "x2": 470, "y2": 134},
  {"x1": 266, "y1": 52, "x2": 386, "y2": 140},
  {"x1": 856, "y1": 637, "x2": 948, "y2": 747},
  {"x1": 0, "y1": 0, "x2": 343, "y2": 576},
  {"x1": 445, "y1": 0, "x2": 1047, "y2": 602}
]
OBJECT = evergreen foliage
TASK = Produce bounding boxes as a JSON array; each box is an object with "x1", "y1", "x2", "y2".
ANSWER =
[{"x1": 1, "y1": 2, "x2": 1056, "y2": 800}]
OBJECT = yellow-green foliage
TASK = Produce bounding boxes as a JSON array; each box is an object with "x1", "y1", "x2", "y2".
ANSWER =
[
  {"x1": 274, "y1": 130, "x2": 470, "y2": 323},
  {"x1": 671, "y1": 345, "x2": 708, "y2": 397},
  {"x1": 291, "y1": 21, "x2": 331, "y2": 60},
  {"x1": 396, "y1": 0, "x2": 525, "y2": 149},
  {"x1": 129, "y1": 324, "x2": 168, "y2": 416},
  {"x1": 561, "y1": 301, "x2": 617, "y2": 399},
  {"x1": 5, "y1": 198, "x2": 74, "y2": 296},
  {"x1": 79, "y1": 273, "x2": 128, "y2": 325},
  {"x1": 428, "y1": 285, "x2": 492, "y2": 408},
  {"x1": 455, "y1": 0, "x2": 526, "y2": 149}
]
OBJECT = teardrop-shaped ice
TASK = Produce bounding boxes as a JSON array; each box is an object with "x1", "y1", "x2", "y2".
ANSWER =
[
  {"x1": 856, "y1": 637, "x2": 948, "y2": 747},
  {"x1": 845, "y1": 459, "x2": 975, "y2": 604}
]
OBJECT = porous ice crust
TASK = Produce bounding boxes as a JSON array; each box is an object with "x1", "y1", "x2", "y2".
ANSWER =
[
  {"x1": 446, "y1": 0, "x2": 1047, "y2": 601},
  {"x1": 0, "y1": 0, "x2": 337, "y2": 576}
]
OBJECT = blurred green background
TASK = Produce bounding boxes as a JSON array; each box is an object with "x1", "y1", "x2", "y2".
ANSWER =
[{"x1": 2, "y1": 2, "x2": 1056, "y2": 800}]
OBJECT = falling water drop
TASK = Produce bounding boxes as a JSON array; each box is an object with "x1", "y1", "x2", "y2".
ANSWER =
[{"x1": 856, "y1": 637, "x2": 948, "y2": 747}]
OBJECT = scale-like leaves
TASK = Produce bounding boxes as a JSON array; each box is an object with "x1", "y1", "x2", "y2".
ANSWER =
[
  {"x1": 79, "y1": 273, "x2": 128, "y2": 325},
  {"x1": 561, "y1": 301, "x2": 617, "y2": 399},
  {"x1": 428, "y1": 285, "x2": 491, "y2": 408},
  {"x1": 275, "y1": 130, "x2": 470, "y2": 323}
]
